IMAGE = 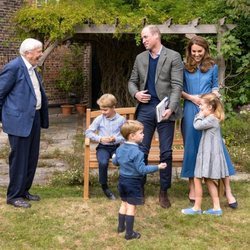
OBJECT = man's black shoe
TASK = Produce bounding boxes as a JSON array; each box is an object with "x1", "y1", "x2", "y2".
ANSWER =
[
  {"x1": 159, "y1": 190, "x2": 171, "y2": 208},
  {"x1": 7, "y1": 198, "x2": 31, "y2": 208},
  {"x1": 103, "y1": 189, "x2": 116, "y2": 200},
  {"x1": 24, "y1": 193, "x2": 41, "y2": 201}
]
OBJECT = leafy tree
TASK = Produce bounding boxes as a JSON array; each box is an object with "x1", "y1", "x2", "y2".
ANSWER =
[
  {"x1": 11, "y1": 0, "x2": 249, "y2": 110},
  {"x1": 220, "y1": 0, "x2": 250, "y2": 113}
]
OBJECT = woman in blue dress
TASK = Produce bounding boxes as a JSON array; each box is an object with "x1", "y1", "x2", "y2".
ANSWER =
[{"x1": 180, "y1": 36, "x2": 237, "y2": 208}]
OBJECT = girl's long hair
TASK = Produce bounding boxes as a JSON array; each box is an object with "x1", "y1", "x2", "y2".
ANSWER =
[
  {"x1": 185, "y1": 36, "x2": 215, "y2": 73},
  {"x1": 201, "y1": 93, "x2": 225, "y2": 122}
]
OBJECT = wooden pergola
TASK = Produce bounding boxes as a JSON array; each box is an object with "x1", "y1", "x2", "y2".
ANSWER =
[
  {"x1": 74, "y1": 17, "x2": 236, "y2": 86},
  {"x1": 74, "y1": 18, "x2": 236, "y2": 199}
]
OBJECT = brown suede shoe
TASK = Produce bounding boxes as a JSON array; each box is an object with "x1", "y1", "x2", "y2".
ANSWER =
[{"x1": 159, "y1": 190, "x2": 171, "y2": 208}]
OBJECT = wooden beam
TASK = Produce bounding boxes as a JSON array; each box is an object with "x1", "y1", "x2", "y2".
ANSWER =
[
  {"x1": 164, "y1": 18, "x2": 173, "y2": 27},
  {"x1": 219, "y1": 17, "x2": 227, "y2": 26},
  {"x1": 188, "y1": 17, "x2": 201, "y2": 27},
  {"x1": 115, "y1": 17, "x2": 119, "y2": 27},
  {"x1": 75, "y1": 24, "x2": 236, "y2": 34}
]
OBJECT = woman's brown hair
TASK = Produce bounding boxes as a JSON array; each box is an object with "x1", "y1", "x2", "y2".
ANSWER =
[{"x1": 185, "y1": 36, "x2": 215, "y2": 73}]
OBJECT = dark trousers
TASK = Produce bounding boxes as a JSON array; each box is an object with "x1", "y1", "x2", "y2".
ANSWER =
[
  {"x1": 7, "y1": 111, "x2": 41, "y2": 201},
  {"x1": 96, "y1": 144, "x2": 119, "y2": 185},
  {"x1": 136, "y1": 102, "x2": 175, "y2": 191}
]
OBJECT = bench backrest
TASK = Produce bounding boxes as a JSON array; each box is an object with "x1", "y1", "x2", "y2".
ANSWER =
[{"x1": 85, "y1": 107, "x2": 136, "y2": 127}]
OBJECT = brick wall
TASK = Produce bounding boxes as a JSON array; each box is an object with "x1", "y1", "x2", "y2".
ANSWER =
[
  {"x1": 0, "y1": 0, "x2": 92, "y2": 106},
  {"x1": 0, "y1": 0, "x2": 23, "y2": 68},
  {"x1": 43, "y1": 43, "x2": 92, "y2": 106}
]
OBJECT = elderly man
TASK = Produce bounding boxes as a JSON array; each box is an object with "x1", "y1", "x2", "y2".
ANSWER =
[
  {"x1": 128, "y1": 25, "x2": 183, "y2": 208},
  {"x1": 0, "y1": 38, "x2": 49, "y2": 208}
]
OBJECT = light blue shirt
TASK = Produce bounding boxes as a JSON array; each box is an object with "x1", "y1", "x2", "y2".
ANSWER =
[{"x1": 85, "y1": 112, "x2": 126, "y2": 145}]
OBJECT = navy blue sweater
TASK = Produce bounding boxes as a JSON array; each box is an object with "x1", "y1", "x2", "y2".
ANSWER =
[
  {"x1": 145, "y1": 55, "x2": 159, "y2": 101},
  {"x1": 112, "y1": 142, "x2": 158, "y2": 178}
]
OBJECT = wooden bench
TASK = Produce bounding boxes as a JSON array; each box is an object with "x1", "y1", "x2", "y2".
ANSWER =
[{"x1": 83, "y1": 107, "x2": 184, "y2": 200}]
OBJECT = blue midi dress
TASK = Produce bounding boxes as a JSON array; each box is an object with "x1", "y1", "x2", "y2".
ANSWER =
[{"x1": 180, "y1": 64, "x2": 235, "y2": 178}]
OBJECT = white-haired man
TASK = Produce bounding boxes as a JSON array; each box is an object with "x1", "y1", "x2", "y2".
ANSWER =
[{"x1": 0, "y1": 38, "x2": 49, "y2": 208}]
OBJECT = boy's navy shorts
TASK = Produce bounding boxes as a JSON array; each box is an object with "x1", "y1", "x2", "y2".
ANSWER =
[{"x1": 118, "y1": 175, "x2": 144, "y2": 205}]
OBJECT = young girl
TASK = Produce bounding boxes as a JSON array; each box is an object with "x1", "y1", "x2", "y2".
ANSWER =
[
  {"x1": 112, "y1": 120, "x2": 167, "y2": 240},
  {"x1": 182, "y1": 93, "x2": 229, "y2": 216}
]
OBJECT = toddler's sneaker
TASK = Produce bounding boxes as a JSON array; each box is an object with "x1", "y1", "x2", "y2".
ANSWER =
[
  {"x1": 203, "y1": 208, "x2": 222, "y2": 216},
  {"x1": 181, "y1": 207, "x2": 202, "y2": 215},
  {"x1": 125, "y1": 231, "x2": 141, "y2": 240}
]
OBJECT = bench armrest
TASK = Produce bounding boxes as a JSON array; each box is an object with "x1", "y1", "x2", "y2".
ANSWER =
[{"x1": 85, "y1": 137, "x2": 90, "y2": 146}]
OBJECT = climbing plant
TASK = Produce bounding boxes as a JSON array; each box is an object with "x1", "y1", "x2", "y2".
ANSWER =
[
  {"x1": 14, "y1": 0, "x2": 231, "y2": 42},
  {"x1": 221, "y1": 0, "x2": 250, "y2": 113},
  {"x1": 12, "y1": 0, "x2": 249, "y2": 110}
]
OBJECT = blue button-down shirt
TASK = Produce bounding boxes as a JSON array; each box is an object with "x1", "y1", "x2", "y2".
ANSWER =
[{"x1": 85, "y1": 112, "x2": 126, "y2": 145}]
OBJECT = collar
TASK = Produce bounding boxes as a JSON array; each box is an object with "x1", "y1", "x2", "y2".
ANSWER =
[
  {"x1": 103, "y1": 112, "x2": 117, "y2": 121},
  {"x1": 125, "y1": 141, "x2": 138, "y2": 146},
  {"x1": 21, "y1": 56, "x2": 37, "y2": 71},
  {"x1": 149, "y1": 45, "x2": 162, "y2": 58}
]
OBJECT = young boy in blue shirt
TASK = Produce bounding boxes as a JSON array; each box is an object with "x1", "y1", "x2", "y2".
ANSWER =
[
  {"x1": 85, "y1": 94, "x2": 126, "y2": 199},
  {"x1": 112, "y1": 120, "x2": 167, "y2": 240}
]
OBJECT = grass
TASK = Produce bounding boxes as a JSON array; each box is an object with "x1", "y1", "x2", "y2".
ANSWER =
[{"x1": 0, "y1": 179, "x2": 249, "y2": 250}]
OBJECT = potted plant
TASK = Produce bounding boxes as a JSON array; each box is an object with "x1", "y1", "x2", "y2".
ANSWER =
[
  {"x1": 56, "y1": 43, "x2": 85, "y2": 115},
  {"x1": 75, "y1": 102, "x2": 87, "y2": 115}
]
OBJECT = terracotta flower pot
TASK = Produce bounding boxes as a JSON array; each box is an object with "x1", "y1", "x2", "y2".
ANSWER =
[
  {"x1": 60, "y1": 104, "x2": 74, "y2": 115},
  {"x1": 75, "y1": 103, "x2": 86, "y2": 115}
]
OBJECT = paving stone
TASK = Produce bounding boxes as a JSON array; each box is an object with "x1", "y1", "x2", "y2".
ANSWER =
[{"x1": 0, "y1": 109, "x2": 82, "y2": 187}]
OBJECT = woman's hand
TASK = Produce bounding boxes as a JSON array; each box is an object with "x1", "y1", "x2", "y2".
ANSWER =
[
  {"x1": 212, "y1": 90, "x2": 221, "y2": 98},
  {"x1": 191, "y1": 95, "x2": 201, "y2": 106},
  {"x1": 182, "y1": 91, "x2": 201, "y2": 106}
]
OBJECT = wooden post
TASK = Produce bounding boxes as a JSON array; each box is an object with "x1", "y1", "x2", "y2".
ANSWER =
[{"x1": 217, "y1": 18, "x2": 227, "y2": 87}]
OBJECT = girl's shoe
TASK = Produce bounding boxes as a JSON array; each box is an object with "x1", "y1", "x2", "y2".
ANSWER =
[
  {"x1": 181, "y1": 207, "x2": 202, "y2": 215},
  {"x1": 203, "y1": 208, "x2": 222, "y2": 216}
]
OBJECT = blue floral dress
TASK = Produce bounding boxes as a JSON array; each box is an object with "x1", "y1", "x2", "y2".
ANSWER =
[{"x1": 180, "y1": 64, "x2": 235, "y2": 178}]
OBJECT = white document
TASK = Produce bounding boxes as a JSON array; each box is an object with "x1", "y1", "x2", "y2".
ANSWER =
[{"x1": 156, "y1": 97, "x2": 169, "y2": 122}]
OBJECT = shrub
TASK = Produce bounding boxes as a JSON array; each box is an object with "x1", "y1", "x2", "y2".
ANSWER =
[{"x1": 222, "y1": 112, "x2": 250, "y2": 172}]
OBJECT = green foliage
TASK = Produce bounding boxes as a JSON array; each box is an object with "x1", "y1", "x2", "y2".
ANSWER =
[
  {"x1": 13, "y1": 0, "x2": 249, "y2": 111},
  {"x1": 222, "y1": 112, "x2": 250, "y2": 172},
  {"x1": 222, "y1": 112, "x2": 249, "y2": 146},
  {"x1": 14, "y1": 0, "x2": 233, "y2": 41},
  {"x1": 220, "y1": 1, "x2": 250, "y2": 113},
  {"x1": 56, "y1": 43, "x2": 85, "y2": 99},
  {"x1": 221, "y1": 32, "x2": 242, "y2": 59},
  {"x1": 51, "y1": 134, "x2": 84, "y2": 186},
  {"x1": 226, "y1": 0, "x2": 250, "y2": 18}
]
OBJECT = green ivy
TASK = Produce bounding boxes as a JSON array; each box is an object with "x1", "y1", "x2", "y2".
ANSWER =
[
  {"x1": 12, "y1": 0, "x2": 249, "y2": 112},
  {"x1": 14, "y1": 0, "x2": 233, "y2": 41}
]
